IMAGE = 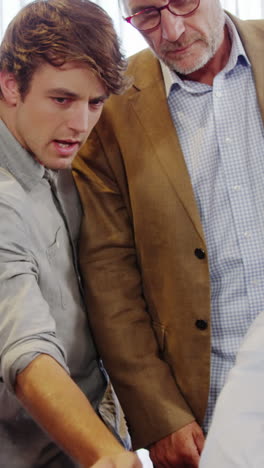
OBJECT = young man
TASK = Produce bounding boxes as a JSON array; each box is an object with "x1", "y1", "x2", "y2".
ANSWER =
[
  {"x1": 0, "y1": 1, "x2": 142, "y2": 467},
  {"x1": 73, "y1": 0, "x2": 264, "y2": 466}
]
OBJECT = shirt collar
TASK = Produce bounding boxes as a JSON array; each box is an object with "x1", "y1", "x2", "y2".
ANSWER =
[
  {"x1": 0, "y1": 119, "x2": 46, "y2": 192},
  {"x1": 161, "y1": 13, "x2": 250, "y2": 97}
]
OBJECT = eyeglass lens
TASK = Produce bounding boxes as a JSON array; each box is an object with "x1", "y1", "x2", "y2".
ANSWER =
[{"x1": 130, "y1": 0, "x2": 199, "y2": 31}]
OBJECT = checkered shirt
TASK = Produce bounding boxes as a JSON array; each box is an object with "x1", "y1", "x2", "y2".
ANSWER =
[{"x1": 163, "y1": 15, "x2": 264, "y2": 432}]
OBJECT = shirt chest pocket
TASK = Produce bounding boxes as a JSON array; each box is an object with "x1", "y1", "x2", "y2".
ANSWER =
[{"x1": 45, "y1": 226, "x2": 67, "y2": 310}]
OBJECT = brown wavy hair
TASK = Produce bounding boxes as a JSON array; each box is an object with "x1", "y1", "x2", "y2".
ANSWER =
[{"x1": 0, "y1": 0, "x2": 128, "y2": 98}]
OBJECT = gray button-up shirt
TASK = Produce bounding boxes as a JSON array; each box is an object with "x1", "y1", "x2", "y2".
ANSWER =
[{"x1": 0, "y1": 119, "x2": 106, "y2": 467}]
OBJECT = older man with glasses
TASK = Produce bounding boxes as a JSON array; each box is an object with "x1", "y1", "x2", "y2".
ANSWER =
[{"x1": 73, "y1": 0, "x2": 264, "y2": 466}]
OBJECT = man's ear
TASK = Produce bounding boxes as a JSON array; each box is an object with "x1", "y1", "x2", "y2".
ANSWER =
[{"x1": 0, "y1": 72, "x2": 20, "y2": 105}]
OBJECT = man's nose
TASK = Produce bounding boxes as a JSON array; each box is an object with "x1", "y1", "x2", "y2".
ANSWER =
[
  {"x1": 68, "y1": 104, "x2": 89, "y2": 133},
  {"x1": 160, "y1": 9, "x2": 185, "y2": 41}
]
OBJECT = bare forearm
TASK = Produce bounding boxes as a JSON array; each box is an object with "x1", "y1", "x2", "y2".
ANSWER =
[
  {"x1": 15, "y1": 354, "x2": 124, "y2": 467},
  {"x1": 90, "y1": 452, "x2": 142, "y2": 468}
]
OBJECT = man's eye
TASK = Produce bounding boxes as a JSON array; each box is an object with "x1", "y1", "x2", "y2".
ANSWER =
[
  {"x1": 142, "y1": 8, "x2": 158, "y2": 17},
  {"x1": 89, "y1": 99, "x2": 105, "y2": 109},
  {"x1": 53, "y1": 97, "x2": 69, "y2": 104}
]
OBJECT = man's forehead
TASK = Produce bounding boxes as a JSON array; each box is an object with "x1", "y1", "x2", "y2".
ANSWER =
[
  {"x1": 123, "y1": 0, "x2": 165, "y2": 14},
  {"x1": 123, "y1": 0, "x2": 147, "y2": 12}
]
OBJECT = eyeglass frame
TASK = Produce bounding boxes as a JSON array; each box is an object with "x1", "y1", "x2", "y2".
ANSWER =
[{"x1": 123, "y1": 0, "x2": 200, "y2": 33}]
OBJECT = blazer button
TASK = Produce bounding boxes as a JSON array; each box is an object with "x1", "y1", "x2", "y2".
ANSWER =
[
  {"x1": 195, "y1": 248, "x2": 206, "y2": 259},
  {"x1": 195, "y1": 319, "x2": 208, "y2": 330}
]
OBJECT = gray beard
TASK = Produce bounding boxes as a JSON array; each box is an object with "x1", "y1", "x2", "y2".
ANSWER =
[{"x1": 153, "y1": 7, "x2": 225, "y2": 76}]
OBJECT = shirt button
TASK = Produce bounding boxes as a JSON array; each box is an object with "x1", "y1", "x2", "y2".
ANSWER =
[
  {"x1": 243, "y1": 231, "x2": 251, "y2": 239},
  {"x1": 225, "y1": 137, "x2": 232, "y2": 144},
  {"x1": 195, "y1": 319, "x2": 208, "y2": 331},
  {"x1": 252, "y1": 280, "x2": 259, "y2": 287},
  {"x1": 215, "y1": 91, "x2": 222, "y2": 98},
  {"x1": 233, "y1": 185, "x2": 241, "y2": 191},
  {"x1": 194, "y1": 248, "x2": 206, "y2": 259}
]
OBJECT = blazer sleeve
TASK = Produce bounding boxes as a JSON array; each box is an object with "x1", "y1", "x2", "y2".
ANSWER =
[{"x1": 73, "y1": 127, "x2": 195, "y2": 449}]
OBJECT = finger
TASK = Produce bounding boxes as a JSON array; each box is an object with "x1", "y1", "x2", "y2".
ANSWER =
[
  {"x1": 150, "y1": 450, "x2": 180, "y2": 468},
  {"x1": 149, "y1": 448, "x2": 166, "y2": 468},
  {"x1": 194, "y1": 431, "x2": 205, "y2": 455},
  {"x1": 187, "y1": 448, "x2": 200, "y2": 466},
  {"x1": 149, "y1": 446, "x2": 158, "y2": 466},
  {"x1": 152, "y1": 461, "x2": 168, "y2": 468}
]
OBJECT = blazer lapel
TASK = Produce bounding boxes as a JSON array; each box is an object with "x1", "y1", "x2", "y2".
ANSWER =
[{"x1": 128, "y1": 52, "x2": 205, "y2": 242}]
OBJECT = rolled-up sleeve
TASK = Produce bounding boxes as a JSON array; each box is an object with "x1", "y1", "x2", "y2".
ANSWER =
[{"x1": 0, "y1": 176, "x2": 69, "y2": 392}]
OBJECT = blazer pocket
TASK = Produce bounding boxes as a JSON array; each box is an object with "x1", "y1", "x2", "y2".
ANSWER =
[{"x1": 151, "y1": 321, "x2": 166, "y2": 354}]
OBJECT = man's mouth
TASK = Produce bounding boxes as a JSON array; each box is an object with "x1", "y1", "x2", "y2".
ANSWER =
[
  {"x1": 53, "y1": 139, "x2": 81, "y2": 157},
  {"x1": 57, "y1": 141, "x2": 73, "y2": 148},
  {"x1": 161, "y1": 34, "x2": 202, "y2": 55},
  {"x1": 163, "y1": 42, "x2": 193, "y2": 54},
  {"x1": 55, "y1": 139, "x2": 80, "y2": 146}
]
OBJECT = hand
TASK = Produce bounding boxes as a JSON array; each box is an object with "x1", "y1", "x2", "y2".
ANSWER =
[
  {"x1": 149, "y1": 421, "x2": 205, "y2": 467},
  {"x1": 89, "y1": 452, "x2": 143, "y2": 468}
]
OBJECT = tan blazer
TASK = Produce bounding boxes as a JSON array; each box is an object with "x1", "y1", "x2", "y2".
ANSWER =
[{"x1": 73, "y1": 15, "x2": 264, "y2": 449}]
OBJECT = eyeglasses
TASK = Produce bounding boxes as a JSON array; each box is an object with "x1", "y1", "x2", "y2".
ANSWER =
[{"x1": 124, "y1": 0, "x2": 200, "y2": 33}]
